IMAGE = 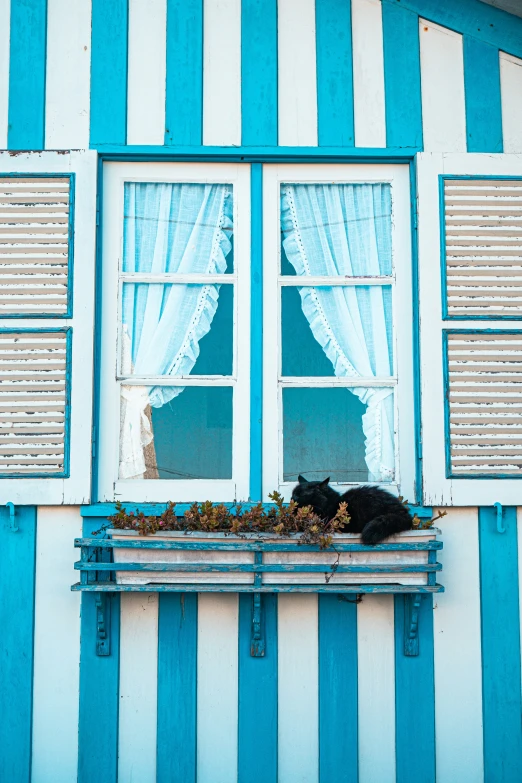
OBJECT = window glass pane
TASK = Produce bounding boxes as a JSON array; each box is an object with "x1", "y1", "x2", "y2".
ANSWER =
[
  {"x1": 121, "y1": 283, "x2": 233, "y2": 376},
  {"x1": 281, "y1": 285, "x2": 394, "y2": 377},
  {"x1": 123, "y1": 182, "x2": 234, "y2": 274},
  {"x1": 280, "y1": 182, "x2": 392, "y2": 276},
  {"x1": 120, "y1": 385, "x2": 233, "y2": 480},
  {"x1": 283, "y1": 387, "x2": 395, "y2": 483}
]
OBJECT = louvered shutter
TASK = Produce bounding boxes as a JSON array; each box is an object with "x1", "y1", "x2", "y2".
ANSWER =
[
  {"x1": 418, "y1": 152, "x2": 522, "y2": 506},
  {"x1": 0, "y1": 151, "x2": 97, "y2": 504}
]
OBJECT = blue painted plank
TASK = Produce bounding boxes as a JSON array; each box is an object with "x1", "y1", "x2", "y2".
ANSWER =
[
  {"x1": 382, "y1": 0, "x2": 522, "y2": 59},
  {"x1": 0, "y1": 507, "x2": 36, "y2": 781},
  {"x1": 157, "y1": 593, "x2": 197, "y2": 782},
  {"x1": 319, "y1": 594, "x2": 358, "y2": 783},
  {"x1": 241, "y1": 0, "x2": 278, "y2": 146},
  {"x1": 315, "y1": 0, "x2": 354, "y2": 147},
  {"x1": 77, "y1": 518, "x2": 120, "y2": 783},
  {"x1": 250, "y1": 163, "x2": 263, "y2": 500},
  {"x1": 90, "y1": 0, "x2": 128, "y2": 145},
  {"x1": 394, "y1": 595, "x2": 436, "y2": 783},
  {"x1": 238, "y1": 593, "x2": 278, "y2": 782},
  {"x1": 479, "y1": 507, "x2": 522, "y2": 783},
  {"x1": 74, "y1": 582, "x2": 444, "y2": 593},
  {"x1": 8, "y1": 0, "x2": 47, "y2": 149},
  {"x1": 463, "y1": 37, "x2": 503, "y2": 152},
  {"x1": 81, "y1": 502, "x2": 433, "y2": 518},
  {"x1": 165, "y1": 0, "x2": 203, "y2": 146},
  {"x1": 382, "y1": 3, "x2": 423, "y2": 149}
]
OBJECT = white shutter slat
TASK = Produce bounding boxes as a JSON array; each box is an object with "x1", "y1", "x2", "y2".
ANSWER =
[
  {"x1": 0, "y1": 176, "x2": 71, "y2": 316},
  {"x1": 446, "y1": 342, "x2": 522, "y2": 479},
  {"x1": 0, "y1": 330, "x2": 68, "y2": 476},
  {"x1": 443, "y1": 178, "x2": 522, "y2": 318}
]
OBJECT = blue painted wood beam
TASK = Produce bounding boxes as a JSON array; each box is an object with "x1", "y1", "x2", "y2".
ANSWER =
[
  {"x1": 319, "y1": 594, "x2": 358, "y2": 782},
  {"x1": 90, "y1": 0, "x2": 128, "y2": 145},
  {"x1": 0, "y1": 506, "x2": 36, "y2": 781},
  {"x1": 165, "y1": 0, "x2": 203, "y2": 146},
  {"x1": 8, "y1": 0, "x2": 47, "y2": 149},
  {"x1": 316, "y1": 0, "x2": 355, "y2": 147},
  {"x1": 479, "y1": 506, "x2": 522, "y2": 782},
  {"x1": 241, "y1": 0, "x2": 278, "y2": 146},
  {"x1": 394, "y1": 594, "x2": 436, "y2": 783},
  {"x1": 382, "y1": 3, "x2": 423, "y2": 149},
  {"x1": 463, "y1": 36, "x2": 503, "y2": 152},
  {"x1": 157, "y1": 593, "x2": 197, "y2": 782},
  {"x1": 250, "y1": 163, "x2": 263, "y2": 501},
  {"x1": 77, "y1": 519, "x2": 120, "y2": 783},
  {"x1": 238, "y1": 593, "x2": 278, "y2": 782}
]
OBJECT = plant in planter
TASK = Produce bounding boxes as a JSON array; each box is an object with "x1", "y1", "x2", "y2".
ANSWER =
[{"x1": 104, "y1": 495, "x2": 444, "y2": 588}]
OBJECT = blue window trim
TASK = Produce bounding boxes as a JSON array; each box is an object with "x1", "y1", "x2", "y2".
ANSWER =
[
  {"x1": 0, "y1": 326, "x2": 72, "y2": 479},
  {"x1": 440, "y1": 175, "x2": 522, "y2": 322},
  {"x1": 442, "y1": 328, "x2": 522, "y2": 479},
  {"x1": 92, "y1": 152, "x2": 423, "y2": 506},
  {"x1": 0, "y1": 172, "x2": 75, "y2": 320}
]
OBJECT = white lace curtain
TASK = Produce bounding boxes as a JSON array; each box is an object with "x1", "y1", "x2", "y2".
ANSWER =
[
  {"x1": 120, "y1": 182, "x2": 233, "y2": 479},
  {"x1": 281, "y1": 183, "x2": 395, "y2": 482}
]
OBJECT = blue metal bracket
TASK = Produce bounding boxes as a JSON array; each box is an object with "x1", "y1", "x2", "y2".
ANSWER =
[
  {"x1": 250, "y1": 551, "x2": 265, "y2": 657},
  {"x1": 404, "y1": 593, "x2": 423, "y2": 656},
  {"x1": 95, "y1": 593, "x2": 111, "y2": 656},
  {"x1": 494, "y1": 502, "x2": 505, "y2": 534},
  {"x1": 5, "y1": 502, "x2": 17, "y2": 533}
]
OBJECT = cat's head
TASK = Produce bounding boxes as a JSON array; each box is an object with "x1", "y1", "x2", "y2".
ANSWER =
[{"x1": 291, "y1": 475, "x2": 333, "y2": 517}]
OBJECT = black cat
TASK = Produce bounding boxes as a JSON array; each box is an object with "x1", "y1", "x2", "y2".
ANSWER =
[{"x1": 291, "y1": 476, "x2": 412, "y2": 545}]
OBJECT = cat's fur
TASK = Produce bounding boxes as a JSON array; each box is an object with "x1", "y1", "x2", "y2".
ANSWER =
[{"x1": 291, "y1": 476, "x2": 412, "y2": 545}]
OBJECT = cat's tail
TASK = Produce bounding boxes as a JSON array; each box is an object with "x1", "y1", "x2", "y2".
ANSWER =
[{"x1": 361, "y1": 513, "x2": 412, "y2": 545}]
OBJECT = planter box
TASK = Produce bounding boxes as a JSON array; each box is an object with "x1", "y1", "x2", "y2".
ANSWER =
[{"x1": 108, "y1": 528, "x2": 441, "y2": 587}]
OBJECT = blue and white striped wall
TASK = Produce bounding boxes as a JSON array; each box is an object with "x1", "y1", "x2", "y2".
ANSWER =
[
  {"x1": 0, "y1": 0, "x2": 522, "y2": 153},
  {"x1": 2, "y1": 505, "x2": 521, "y2": 782}
]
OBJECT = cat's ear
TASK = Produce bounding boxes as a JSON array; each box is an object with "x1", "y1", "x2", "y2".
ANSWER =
[
  {"x1": 319, "y1": 477, "x2": 330, "y2": 488},
  {"x1": 298, "y1": 474, "x2": 308, "y2": 484}
]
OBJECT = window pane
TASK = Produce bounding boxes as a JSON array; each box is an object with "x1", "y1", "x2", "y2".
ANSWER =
[
  {"x1": 121, "y1": 283, "x2": 233, "y2": 376},
  {"x1": 280, "y1": 182, "x2": 392, "y2": 276},
  {"x1": 281, "y1": 285, "x2": 393, "y2": 377},
  {"x1": 282, "y1": 387, "x2": 395, "y2": 483},
  {"x1": 123, "y1": 182, "x2": 234, "y2": 274},
  {"x1": 120, "y1": 385, "x2": 233, "y2": 480}
]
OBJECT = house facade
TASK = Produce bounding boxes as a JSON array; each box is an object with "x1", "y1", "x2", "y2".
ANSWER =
[{"x1": 1, "y1": 1, "x2": 522, "y2": 781}]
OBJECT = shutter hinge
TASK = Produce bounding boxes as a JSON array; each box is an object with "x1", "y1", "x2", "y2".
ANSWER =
[
  {"x1": 412, "y1": 205, "x2": 418, "y2": 230},
  {"x1": 92, "y1": 424, "x2": 97, "y2": 458},
  {"x1": 96, "y1": 193, "x2": 100, "y2": 226}
]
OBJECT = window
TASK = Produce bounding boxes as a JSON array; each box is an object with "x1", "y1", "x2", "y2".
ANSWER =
[
  {"x1": 263, "y1": 165, "x2": 414, "y2": 501},
  {"x1": 99, "y1": 163, "x2": 414, "y2": 502}
]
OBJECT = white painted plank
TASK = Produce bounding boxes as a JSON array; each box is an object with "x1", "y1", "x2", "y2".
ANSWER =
[
  {"x1": 419, "y1": 20, "x2": 466, "y2": 153},
  {"x1": 197, "y1": 593, "x2": 238, "y2": 783},
  {"x1": 0, "y1": 0, "x2": 9, "y2": 149},
  {"x1": 278, "y1": 594, "x2": 319, "y2": 783},
  {"x1": 277, "y1": 0, "x2": 318, "y2": 146},
  {"x1": 433, "y1": 508, "x2": 484, "y2": 783},
  {"x1": 352, "y1": 0, "x2": 386, "y2": 148},
  {"x1": 357, "y1": 595, "x2": 396, "y2": 783},
  {"x1": 45, "y1": 0, "x2": 91, "y2": 149},
  {"x1": 203, "y1": 0, "x2": 241, "y2": 146},
  {"x1": 500, "y1": 52, "x2": 522, "y2": 153},
  {"x1": 31, "y1": 507, "x2": 82, "y2": 783},
  {"x1": 118, "y1": 593, "x2": 159, "y2": 783},
  {"x1": 127, "y1": 0, "x2": 167, "y2": 146}
]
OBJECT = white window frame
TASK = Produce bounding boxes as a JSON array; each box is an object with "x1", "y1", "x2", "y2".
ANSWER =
[
  {"x1": 262, "y1": 163, "x2": 415, "y2": 502},
  {"x1": 0, "y1": 150, "x2": 97, "y2": 505},
  {"x1": 418, "y1": 152, "x2": 522, "y2": 506},
  {"x1": 97, "y1": 162, "x2": 251, "y2": 502}
]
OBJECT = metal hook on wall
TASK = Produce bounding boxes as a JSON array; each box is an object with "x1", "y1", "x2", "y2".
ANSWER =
[
  {"x1": 494, "y1": 502, "x2": 505, "y2": 534},
  {"x1": 5, "y1": 502, "x2": 17, "y2": 533}
]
